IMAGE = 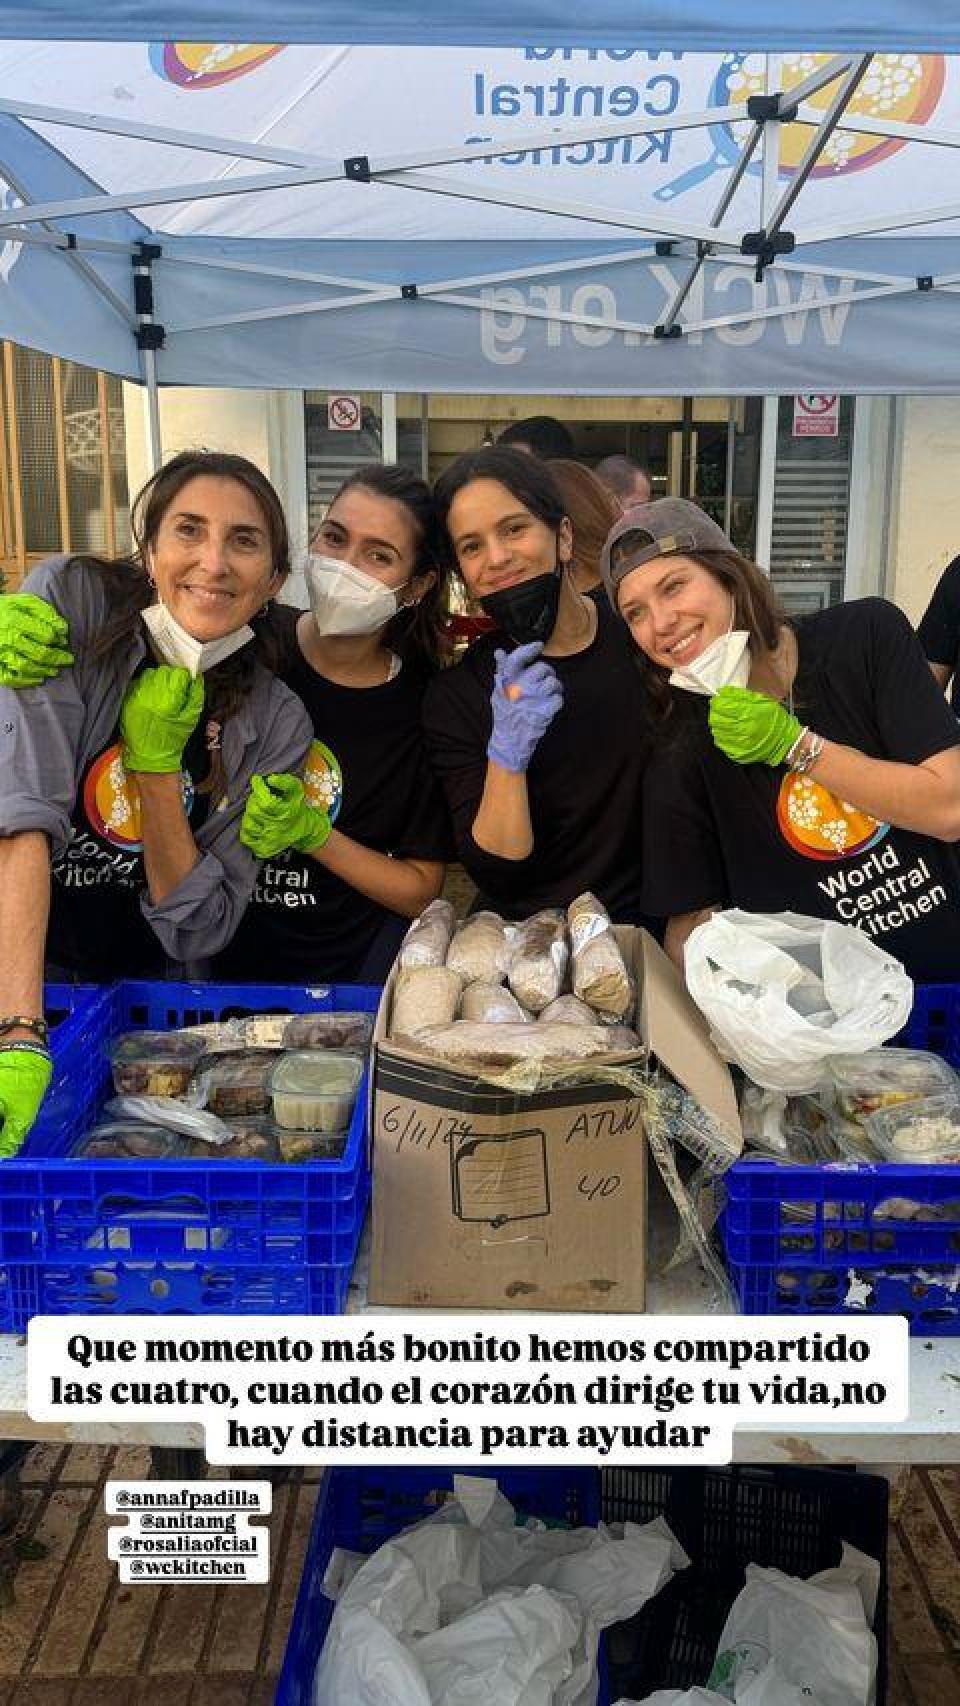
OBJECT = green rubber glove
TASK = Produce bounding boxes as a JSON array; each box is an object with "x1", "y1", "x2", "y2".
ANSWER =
[
  {"x1": 708, "y1": 684, "x2": 802, "y2": 767},
  {"x1": 0, "y1": 592, "x2": 74, "y2": 687},
  {"x1": 240, "y1": 773, "x2": 332, "y2": 858},
  {"x1": 0, "y1": 1046, "x2": 53, "y2": 1157},
  {"x1": 120, "y1": 666, "x2": 205, "y2": 774}
]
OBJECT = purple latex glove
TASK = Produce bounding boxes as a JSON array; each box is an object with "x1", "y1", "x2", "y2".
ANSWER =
[{"x1": 487, "y1": 641, "x2": 564, "y2": 773}]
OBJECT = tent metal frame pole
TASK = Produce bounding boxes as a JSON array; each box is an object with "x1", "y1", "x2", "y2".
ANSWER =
[
  {"x1": 754, "y1": 54, "x2": 782, "y2": 577},
  {"x1": 143, "y1": 349, "x2": 162, "y2": 473},
  {"x1": 758, "y1": 55, "x2": 872, "y2": 244},
  {"x1": 657, "y1": 122, "x2": 764, "y2": 336},
  {"x1": 800, "y1": 200, "x2": 960, "y2": 243},
  {"x1": 0, "y1": 97, "x2": 339, "y2": 170},
  {"x1": 0, "y1": 224, "x2": 134, "y2": 257},
  {"x1": 0, "y1": 155, "x2": 136, "y2": 327},
  {"x1": 778, "y1": 54, "x2": 856, "y2": 106},
  {"x1": 384, "y1": 169, "x2": 742, "y2": 248},
  {"x1": 0, "y1": 106, "x2": 750, "y2": 230},
  {"x1": 682, "y1": 277, "x2": 925, "y2": 336},
  {"x1": 132, "y1": 244, "x2": 163, "y2": 471},
  {"x1": 796, "y1": 104, "x2": 960, "y2": 150}
]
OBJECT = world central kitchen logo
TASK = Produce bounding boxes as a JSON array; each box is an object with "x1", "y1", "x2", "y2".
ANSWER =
[{"x1": 466, "y1": 49, "x2": 945, "y2": 188}]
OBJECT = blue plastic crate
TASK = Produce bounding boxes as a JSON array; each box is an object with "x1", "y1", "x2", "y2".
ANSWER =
[
  {"x1": 0, "y1": 980, "x2": 379, "y2": 1328},
  {"x1": 899, "y1": 982, "x2": 960, "y2": 1065},
  {"x1": 721, "y1": 980, "x2": 960, "y2": 1334},
  {"x1": 722, "y1": 1157, "x2": 960, "y2": 1333},
  {"x1": 277, "y1": 1467, "x2": 603, "y2": 1706}
]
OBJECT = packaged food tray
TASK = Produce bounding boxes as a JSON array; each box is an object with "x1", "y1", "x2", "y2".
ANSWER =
[{"x1": 0, "y1": 980, "x2": 379, "y2": 1328}]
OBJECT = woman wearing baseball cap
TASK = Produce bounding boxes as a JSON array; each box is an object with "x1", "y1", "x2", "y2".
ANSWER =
[{"x1": 600, "y1": 498, "x2": 960, "y2": 981}]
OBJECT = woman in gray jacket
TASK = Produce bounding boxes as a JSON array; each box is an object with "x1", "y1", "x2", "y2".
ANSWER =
[{"x1": 0, "y1": 448, "x2": 312, "y2": 1153}]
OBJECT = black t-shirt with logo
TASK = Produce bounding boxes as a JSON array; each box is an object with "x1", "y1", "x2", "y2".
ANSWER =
[
  {"x1": 47, "y1": 681, "x2": 213, "y2": 979},
  {"x1": 917, "y1": 554, "x2": 960, "y2": 712},
  {"x1": 215, "y1": 606, "x2": 454, "y2": 983},
  {"x1": 641, "y1": 599, "x2": 960, "y2": 981}
]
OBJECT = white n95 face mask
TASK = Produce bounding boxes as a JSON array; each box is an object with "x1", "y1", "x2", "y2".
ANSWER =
[
  {"x1": 141, "y1": 600, "x2": 256, "y2": 678},
  {"x1": 668, "y1": 596, "x2": 751, "y2": 696},
  {"x1": 305, "y1": 553, "x2": 407, "y2": 638}
]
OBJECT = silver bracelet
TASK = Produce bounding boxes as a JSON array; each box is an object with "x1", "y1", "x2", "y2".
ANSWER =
[
  {"x1": 791, "y1": 730, "x2": 825, "y2": 775},
  {"x1": 784, "y1": 726, "x2": 809, "y2": 768}
]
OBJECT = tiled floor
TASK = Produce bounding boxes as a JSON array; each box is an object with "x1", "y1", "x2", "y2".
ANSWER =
[{"x1": 0, "y1": 1449, "x2": 956, "y2": 1703}]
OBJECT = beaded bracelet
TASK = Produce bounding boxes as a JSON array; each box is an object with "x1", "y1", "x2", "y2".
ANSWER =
[
  {"x1": 0, "y1": 1014, "x2": 49, "y2": 1044},
  {"x1": 0, "y1": 1040, "x2": 52, "y2": 1062}
]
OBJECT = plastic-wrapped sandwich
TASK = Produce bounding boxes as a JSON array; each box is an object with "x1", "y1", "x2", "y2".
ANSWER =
[
  {"x1": 397, "y1": 897, "x2": 456, "y2": 968},
  {"x1": 390, "y1": 966, "x2": 463, "y2": 1039},
  {"x1": 507, "y1": 908, "x2": 569, "y2": 1012},
  {"x1": 567, "y1": 891, "x2": 635, "y2": 1019},
  {"x1": 446, "y1": 910, "x2": 511, "y2": 984}
]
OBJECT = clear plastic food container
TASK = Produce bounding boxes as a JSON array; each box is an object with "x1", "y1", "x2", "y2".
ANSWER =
[
  {"x1": 73, "y1": 1122, "x2": 185, "y2": 1159},
  {"x1": 199, "y1": 1050, "x2": 277, "y2": 1118},
  {"x1": 110, "y1": 1031, "x2": 206, "y2": 1099},
  {"x1": 183, "y1": 1120, "x2": 280, "y2": 1161},
  {"x1": 267, "y1": 1049, "x2": 363, "y2": 1132},
  {"x1": 281, "y1": 1011, "x2": 373, "y2": 1051},
  {"x1": 828, "y1": 1048, "x2": 959, "y2": 1123},
  {"x1": 865, "y1": 1093, "x2": 960, "y2": 1162},
  {"x1": 275, "y1": 1128, "x2": 348, "y2": 1162}
]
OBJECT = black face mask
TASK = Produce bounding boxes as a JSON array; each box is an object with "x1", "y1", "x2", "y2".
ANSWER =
[{"x1": 479, "y1": 567, "x2": 562, "y2": 647}]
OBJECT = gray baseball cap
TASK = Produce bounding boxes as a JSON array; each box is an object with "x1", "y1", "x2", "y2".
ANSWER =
[{"x1": 599, "y1": 497, "x2": 734, "y2": 611}]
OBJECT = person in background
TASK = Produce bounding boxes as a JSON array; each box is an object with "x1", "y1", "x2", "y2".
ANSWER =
[
  {"x1": 547, "y1": 460, "x2": 619, "y2": 599},
  {"x1": 497, "y1": 415, "x2": 575, "y2": 460},
  {"x1": 917, "y1": 553, "x2": 960, "y2": 712},
  {"x1": 595, "y1": 454, "x2": 653, "y2": 510},
  {"x1": 423, "y1": 446, "x2": 651, "y2": 922},
  {"x1": 0, "y1": 450, "x2": 313, "y2": 1153},
  {"x1": 600, "y1": 497, "x2": 960, "y2": 983}
]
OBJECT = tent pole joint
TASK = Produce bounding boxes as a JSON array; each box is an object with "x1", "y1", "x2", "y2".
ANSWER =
[
  {"x1": 344, "y1": 155, "x2": 371, "y2": 182},
  {"x1": 400, "y1": 283, "x2": 419, "y2": 299},
  {"x1": 135, "y1": 324, "x2": 165, "y2": 351},
  {"x1": 135, "y1": 239, "x2": 162, "y2": 263},
  {"x1": 741, "y1": 228, "x2": 795, "y2": 281},
  {"x1": 655, "y1": 240, "x2": 676, "y2": 256},
  {"x1": 917, "y1": 276, "x2": 934, "y2": 292},
  {"x1": 653, "y1": 324, "x2": 682, "y2": 341},
  {"x1": 747, "y1": 93, "x2": 798, "y2": 124}
]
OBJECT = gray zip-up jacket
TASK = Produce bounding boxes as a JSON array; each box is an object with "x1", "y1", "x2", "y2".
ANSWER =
[{"x1": 0, "y1": 556, "x2": 314, "y2": 964}]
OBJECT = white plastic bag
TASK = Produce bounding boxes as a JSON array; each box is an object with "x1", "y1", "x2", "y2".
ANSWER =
[
  {"x1": 313, "y1": 1478, "x2": 684, "y2": 1706},
  {"x1": 684, "y1": 910, "x2": 913, "y2": 1093},
  {"x1": 706, "y1": 1552, "x2": 879, "y2": 1706}
]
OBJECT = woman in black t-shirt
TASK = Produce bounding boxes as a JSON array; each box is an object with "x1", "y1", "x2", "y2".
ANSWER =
[
  {"x1": 216, "y1": 464, "x2": 454, "y2": 983},
  {"x1": 598, "y1": 498, "x2": 960, "y2": 983},
  {"x1": 423, "y1": 447, "x2": 651, "y2": 920}
]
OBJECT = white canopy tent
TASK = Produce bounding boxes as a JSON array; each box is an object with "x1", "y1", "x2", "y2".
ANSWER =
[{"x1": 0, "y1": 12, "x2": 958, "y2": 469}]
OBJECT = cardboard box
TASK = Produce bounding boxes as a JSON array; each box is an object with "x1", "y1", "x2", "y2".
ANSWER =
[{"x1": 369, "y1": 927, "x2": 740, "y2": 1311}]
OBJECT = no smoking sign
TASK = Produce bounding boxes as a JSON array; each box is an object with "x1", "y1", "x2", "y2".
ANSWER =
[
  {"x1": 327, "y1": 393, "x2": 362, "y2": 431},
  {"x1": 792, "y1": 394, "x2": 840, "y2": 438}
]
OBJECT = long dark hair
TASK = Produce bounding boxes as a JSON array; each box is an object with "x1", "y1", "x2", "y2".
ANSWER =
[
  {"x1": 632, "y1": 545, "x2": 787, "y2": 722},
  {"x1": 433, "y1": 446, "x2": 567, "y2": 555},
  {"x1": 81, "y1": 449, "x2": 291, "y2": 794},
  {"x1": 326, "y1": 463, "x2": 450, "y2": 668}
]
